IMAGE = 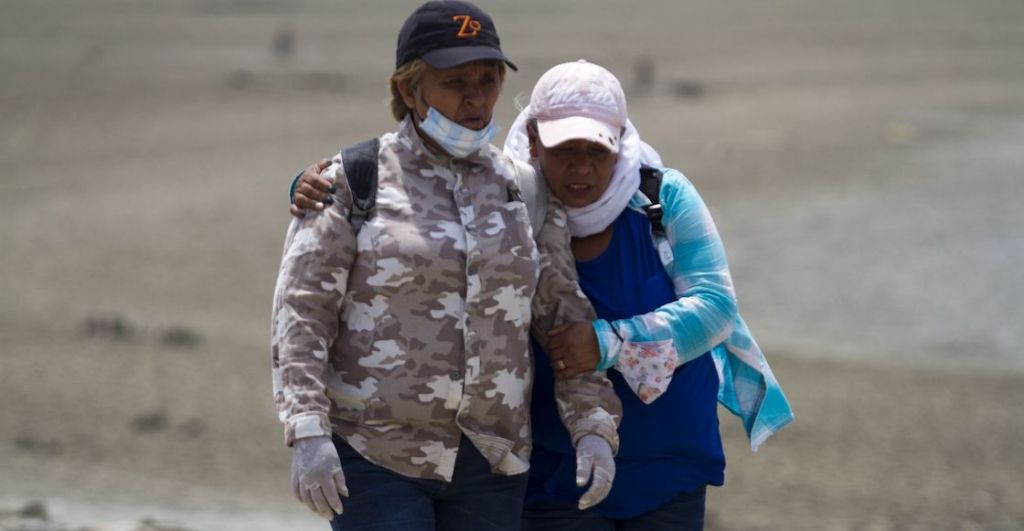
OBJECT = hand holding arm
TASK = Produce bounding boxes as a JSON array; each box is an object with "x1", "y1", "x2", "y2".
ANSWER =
[
  {"x1": 291, "y1": 436, "x2": 348, "y2": 519},
  {"x1": 547, "y1": 322, "x2": 600, "y2": 378}
]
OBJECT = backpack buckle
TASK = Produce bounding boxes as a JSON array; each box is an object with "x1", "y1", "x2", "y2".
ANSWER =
[{"x1": 643, "y1": 204, "x2": 664, "y2": 236}]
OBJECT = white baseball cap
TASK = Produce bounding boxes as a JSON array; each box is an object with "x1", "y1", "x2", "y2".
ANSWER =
[{"x1": 529, "y1": 59, "x2": 628, "y2": 154}]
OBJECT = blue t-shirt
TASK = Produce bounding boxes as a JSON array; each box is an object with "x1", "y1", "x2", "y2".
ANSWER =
[{"x1": 527, "y1": 208, "x2": 725, "y2": 519}]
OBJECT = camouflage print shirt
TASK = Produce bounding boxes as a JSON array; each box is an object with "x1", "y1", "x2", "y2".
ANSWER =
[{"x1": 271, "y1": 117, "x2": 621, "y2": 481}]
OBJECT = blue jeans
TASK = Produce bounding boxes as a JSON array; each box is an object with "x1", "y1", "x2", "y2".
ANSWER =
[
  {"x1": 328, "y1": 435, "x2": 528, "y2": 531},
  {"x1": 521, "y1": 486, "x2": 707, "y2": 531}
]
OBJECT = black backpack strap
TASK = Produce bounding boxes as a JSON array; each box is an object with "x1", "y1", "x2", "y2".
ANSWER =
[
  {"x1": 639, "y1": 164, "x2": 665, "y2": 237},
  {"x1": 341, "y1": 138, "x2": 380, "y2": 231}
]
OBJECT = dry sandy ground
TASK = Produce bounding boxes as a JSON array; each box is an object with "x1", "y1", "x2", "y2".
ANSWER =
[{"x1": 2, "y1": 1, "x2": 1023, "y2": 530}]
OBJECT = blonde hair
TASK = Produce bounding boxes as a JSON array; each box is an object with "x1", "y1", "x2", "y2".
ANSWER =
[
  {"x1": 388, "y1": 59, "x2": 429, "y2": 122},
  {"x1": 388, "y1": 59, "x2": 508, "y2": 122}
]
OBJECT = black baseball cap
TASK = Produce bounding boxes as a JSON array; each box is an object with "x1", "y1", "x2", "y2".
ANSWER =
[{"x1": 396, "y1": 1, "x2": 517, "y2": 71}]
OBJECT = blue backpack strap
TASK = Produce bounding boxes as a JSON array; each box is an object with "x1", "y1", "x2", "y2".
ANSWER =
[
  {"x1": 639, "y1": 164, "x2": 664, "y2": 237},
  {"x1": 341, "y1": 138, "x2": 380, "y2": 232}
]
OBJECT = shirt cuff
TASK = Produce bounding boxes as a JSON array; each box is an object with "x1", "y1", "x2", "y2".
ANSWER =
[
  {"x1": 284, "y1": 412, "x2": 332, "y2": 447},
  {"x1": 592, "y1": 319, "x2": 623, "y2": 371},
  {"x1": 569, "y1": 409, "x2": 621, "y2": 456}
]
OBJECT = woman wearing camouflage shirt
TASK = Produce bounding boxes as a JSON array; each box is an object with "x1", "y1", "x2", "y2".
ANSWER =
[{"x1": 270, "y1": 3, "x2": 621, "y2": 530}]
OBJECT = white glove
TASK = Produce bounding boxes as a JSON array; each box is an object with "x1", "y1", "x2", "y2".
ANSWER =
[
  {"x1": 575, "y1": 433, "x2": 616, "y2": 510},
  {"x1": 291, "y1": 435, "x2": 348, "y2": 520}
]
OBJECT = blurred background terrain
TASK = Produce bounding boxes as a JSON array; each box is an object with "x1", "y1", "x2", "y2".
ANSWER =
[{"x1": 1, "y1": 1, "x2": 1022, "y2": 529}]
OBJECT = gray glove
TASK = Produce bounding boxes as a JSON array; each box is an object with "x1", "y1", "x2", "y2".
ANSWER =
[
  {"x1": 575, "y1": 433, "x2": 616, "y2": 510},
  {"x1": 291, "y1": 435, "x2": 348, "y2": 520}
]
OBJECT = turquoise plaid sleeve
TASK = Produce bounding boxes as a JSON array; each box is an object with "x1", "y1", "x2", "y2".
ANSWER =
[
  {"x1": 595, "y1": 169, "x2": 738, "y2": 367},
  {"x1": 593, "y1": 168, "x2": 793, "y2": 448},
  {"x1": 713, "y1": 318, "x2": 794, "y2": 451}
]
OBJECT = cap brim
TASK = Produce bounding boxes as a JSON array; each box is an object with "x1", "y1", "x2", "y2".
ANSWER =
[
  {"x1": 421, "y1": 46, "x2": 518, "y2": 71},
  {"x1": 535, "y1": 116, "x2": 621, "y2": 154}
]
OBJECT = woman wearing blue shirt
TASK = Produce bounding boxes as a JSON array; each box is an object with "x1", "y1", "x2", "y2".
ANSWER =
[
  {"x1": 502, "y1": 60, "x2": 793, "y2": 530},
  {"x1": 292, "y1": 59, "x2": 793, "y2": 530}
]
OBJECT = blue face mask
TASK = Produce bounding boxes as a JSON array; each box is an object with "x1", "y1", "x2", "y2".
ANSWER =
[{"x1": 417, "y1": 106, "x2": 501, "y2": 159}]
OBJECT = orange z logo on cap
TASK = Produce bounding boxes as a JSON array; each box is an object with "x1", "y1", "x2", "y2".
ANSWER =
[{"x1": 452, "y1": 15, "x2": 482, "y2": 38}]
